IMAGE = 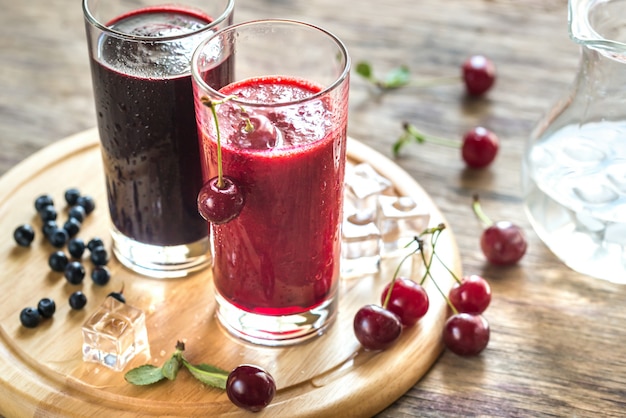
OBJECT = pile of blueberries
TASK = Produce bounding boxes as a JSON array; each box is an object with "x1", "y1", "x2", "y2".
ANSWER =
[{"x1": 13, "y1": 188, "x2": 114, "y2": 328}]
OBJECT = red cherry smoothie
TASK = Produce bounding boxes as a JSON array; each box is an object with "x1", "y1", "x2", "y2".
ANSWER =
[
  {"x1": 199, "y1": 76, "x2": 347, "y2": 315},
  {"x1": 89, "y1": 7, "x2": 230, "y2": 246}
]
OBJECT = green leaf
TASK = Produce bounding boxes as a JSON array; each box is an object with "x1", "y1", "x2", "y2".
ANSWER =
[
  {"x1": 383, "y1": 66, "x2": 411, "y2": 89},
  {"x1": 355, "y1": 61, "x2": 373, "y2": 79},
  {"x1": 162, "y1": 355, "x2": 181, "y2": 381},
  {"x1": 124, "y1": 365, "x2": 166, "y2": 386},
  {"x1": 182, "y1": 360, "x2": 229, "y2": 390}
]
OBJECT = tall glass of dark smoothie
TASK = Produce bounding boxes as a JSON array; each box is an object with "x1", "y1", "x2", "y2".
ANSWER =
[
  {"x1": 82, "y1": 0, "x2": 234, "y2": 278},
  {"x1": 191, "y1": 20, "x2": 350, "y2": 345}
]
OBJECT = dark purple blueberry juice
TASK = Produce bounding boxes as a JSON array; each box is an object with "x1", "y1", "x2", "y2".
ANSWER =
[{"x1": 89, "y1": 7, "x2": 230, "y2": 246}]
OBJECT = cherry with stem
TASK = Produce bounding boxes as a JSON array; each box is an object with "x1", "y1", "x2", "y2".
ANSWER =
[
  {"x1": 355, "y1": 54, "x2": 496, "y2": 96},
  {"x1": 416, "y1": 224, "x2": 491, "y2": 356},
  {"x1": 197, "y1": 95, "x2": 245, "y2": 225},
  {"x1": 394, "y1": 123, "x2": 499, "y2": 169},
  {"x1": 472, "y1": 194, "x2": 527, "y2": 265},
  {"x1": 380, "y1": 238, "x2": 430, "y2": 327}
]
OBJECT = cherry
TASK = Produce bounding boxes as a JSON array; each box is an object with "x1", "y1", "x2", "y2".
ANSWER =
[
  {"x1": 472, "y1": 195, "x2": 527, "y2": 265},
  {"x1": 353, "y1": 304, "x2": 402, "y2": 351},
  {"x1": 380, "y1": 277, "x2": 429, "y2": 327},
  {"x1": 481, "y1": 221, "x2": 528, "y2": 265},
  {"x1": 442, "y1": 313, "x2": 490, "y2": 356},
  {"x1": 461, "y1": 127, "x2": 499, "y2": 169},
  {"x1": 462, "y1": 55, "x2": 496, "y2": 96},
  {"x1": 449, "y1": 275, "x2": 491, "y2": 314},
  {"x1": 226, "y1": 364, "x2": 276, "y2": 412},
  {"x1": 197, "y1": 176, "x2": 244, "y2": 225}
]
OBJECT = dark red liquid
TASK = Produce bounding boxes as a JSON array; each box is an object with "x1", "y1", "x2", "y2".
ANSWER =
[
  {"x1": 199, "y1": 76, "x2": 347, "y2": 315},
  {"x1": 88, "y1": 7, "x2": 230, "y2": 246}
]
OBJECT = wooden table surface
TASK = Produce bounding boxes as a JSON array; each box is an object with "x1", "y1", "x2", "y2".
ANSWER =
[{"x1": 2, "y1": 0, "x2": 625, "y2": 416}]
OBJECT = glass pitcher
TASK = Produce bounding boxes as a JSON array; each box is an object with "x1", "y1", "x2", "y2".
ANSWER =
[{"x1": 522, "y1": 0, "x2": 626, "y2": 283}]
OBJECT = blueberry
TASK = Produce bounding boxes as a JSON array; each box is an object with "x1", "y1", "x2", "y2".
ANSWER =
[
  {"x1": 48, "y1": 227, "x2": 69, "y2": 248},
  {"x1": 34, "y1": 194, "x2": 54, "y2": 212},
  {"x1": 19, "y1": 307, "x2": 41, "y2": 328},
  {"x1": 37, "y1": 298, "x2": 56, "y2": 319},
  {"x1": 108, "y1": 291, "x2": 126, "y2": 304},
  {"x1": 42, "y1": 220, "x2": 58, "y2": 238},
  {"x1": 69, "y1": 291, "x2": 87, "y2": 310},
  {"x1": 68, "y1": 205, "x2": 86, "y2": 223},
  {"x1": 64, "y1": 261, "x2": 85, "y2": 285},
  {"x1": 68, "y1": 238, "x2": 86, "y2": 259},
  {"x1": 13, "y1": 224, "x2": 35, "y2": 247},
  {"x1": 90, "y1": 245, "x2": 109, "y2": 266},
  {"x1": 77, "y1": 195, "x2": 96, "y2": 215},
  {"x1": 48, "y1": 251, "x2": 69, "y2": 272},
  {"x1": 91, "y1": 266, "x2": 111, "y2": 286},
  {"x1": 63, "y1": 217, "x2": 81, "y2": 237},
  {"x1": 87, "y1": 237, "x2": 104, "y2": 252},
  {"x1": 38, "y1": 205, "x2": 57, "y2": 222},
  {"x1": 64, "y1": 188, "x2": 81, "y2": 206}
]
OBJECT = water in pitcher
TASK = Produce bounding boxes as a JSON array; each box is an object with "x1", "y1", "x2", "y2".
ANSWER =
[{"x1": 524, "y1": 121, "x2": 626, "y2": 282}]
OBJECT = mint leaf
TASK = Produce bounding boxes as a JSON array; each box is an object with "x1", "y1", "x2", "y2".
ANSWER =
[
  {"x1": 124, "y1": 365, "x2": 166, "y2": 386},
  {"x1": 162, "y1": 355, "x2": 181, "y2": 381},
  {"x1": 182, "y1": 360, "x2": 229, "y2": 389}
]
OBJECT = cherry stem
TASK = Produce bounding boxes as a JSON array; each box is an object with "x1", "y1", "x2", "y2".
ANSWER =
[
  {"x1": 201, "y1": 95, "x2": 238, "y2": 190},
  {"x1": 472, "y1": 194, "x2": 494, "y2": 227},
  {"x1": 394, "y1": 122, "x2": 459, "y2": 157},
  {"x1": 382, "y1": 238, "x2": 422, "y2": 309},
  {"x1": 433, "y1": 251, "x2": 463, "y2": 284},
  {"x1": 417, "y1": 223, "x2": 445, "y2": 286},
  {"x1": 410, "y1": 75, "x2": 459, "y2": 88},
  {"x1": 417, "y1": 224, "x2": 459, "y2": 315}
]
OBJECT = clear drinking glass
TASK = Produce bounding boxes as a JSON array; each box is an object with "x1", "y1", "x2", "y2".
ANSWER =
[
  {"x1": 522, "y1": 0, "x2": 626, "y2": 283},
  {"x1": 83, "y1": 0, "x2": 234, "y2": 278},
  {"x1": 192, "y1": 20, "x2": 350, "y2": 345}
]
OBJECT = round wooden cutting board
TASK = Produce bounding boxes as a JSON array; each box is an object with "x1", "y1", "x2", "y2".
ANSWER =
[{"x1": 0, "y1": 129, "x2": 461, "y2": 417}]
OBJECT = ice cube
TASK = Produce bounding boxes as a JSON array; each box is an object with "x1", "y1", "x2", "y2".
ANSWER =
[
  {"x1": 82, "y1": 297, "x2": 149, "y2": 372},
  {"x1": 377, "y1": 195, "x2": 430, "y2": 257},
  {"x1": 341, "y1": 211, "x2": 381, "y2": 278},
  {"x1": 345, "y1": 163, "x2": 393, "y2": 214}
]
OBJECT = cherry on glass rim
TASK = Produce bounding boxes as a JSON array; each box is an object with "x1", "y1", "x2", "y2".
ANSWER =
[
  {"x1": 462, "y1": 55, "x2": 496, "y2": 96},
  {"x1": 197, "y1": 176, "x2": 244, "y2": 225},
  {"x1": 461, "y1": 127, "x2": 499, "y2": 168}
]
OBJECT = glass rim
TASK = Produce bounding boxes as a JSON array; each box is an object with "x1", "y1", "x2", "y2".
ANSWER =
[
  {"x1": 82, "y1": 0, "x2": 235, "y2": 42},
  {"x1": 568, "y1": 0, "x2": 626, "y2": 52},
  {"x1": 191, "y1": 19, "x2": 351, "y2": 108}
]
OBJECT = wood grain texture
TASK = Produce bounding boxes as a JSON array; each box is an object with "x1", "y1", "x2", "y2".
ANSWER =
[{"x1": 1, "y1": 0, "x2": 626, "y2": 416}]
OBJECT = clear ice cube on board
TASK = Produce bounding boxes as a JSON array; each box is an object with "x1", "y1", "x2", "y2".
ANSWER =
[
  {"x1": 82, "y1": 296, "x2": 149, "y2": 372},
  {"x1": 377, "y1": 195, "x2": 430, "y2": 256},
  {"x1": 341, "y1": 210, "x2": 382, "y2": 278},
  {"x1": 345, "y1": 163, "x2": 393, "y2": 214}
]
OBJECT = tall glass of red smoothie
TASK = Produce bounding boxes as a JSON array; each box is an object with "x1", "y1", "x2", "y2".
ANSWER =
[
  {"x1": 191, "y1": 20, "x2": 350, "y2": 345},
  {"x1": 82, "y1": 0, "x2": 234, "y2": 278}
]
